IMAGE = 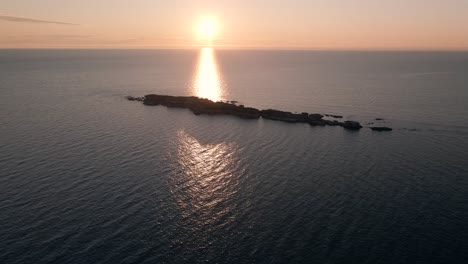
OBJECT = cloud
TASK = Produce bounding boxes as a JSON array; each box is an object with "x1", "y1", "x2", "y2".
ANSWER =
[
  {"x1": 24, "y1": 34, "x2": 92, "y2": 39},
  {"x1": 0, "y1": 15, "x2": 77, "y2": 25}
]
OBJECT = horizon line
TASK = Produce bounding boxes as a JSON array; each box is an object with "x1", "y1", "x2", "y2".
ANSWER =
[{"x1": 1, "y1": 47, "x2": 468, "y2": 52}]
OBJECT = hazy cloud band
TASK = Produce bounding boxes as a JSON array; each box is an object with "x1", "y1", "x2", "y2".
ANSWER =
[{"x1": 0, "y1": 15, "x2": 76, "y2": 25}]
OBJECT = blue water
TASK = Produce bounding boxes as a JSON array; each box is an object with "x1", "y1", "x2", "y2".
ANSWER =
[{"x1": 1, "y1": 49, "x2": 467, "y2": 263}]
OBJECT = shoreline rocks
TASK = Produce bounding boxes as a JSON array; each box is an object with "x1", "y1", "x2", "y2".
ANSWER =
[
  {"x1": 325, "y1": 114, "x2": 343, "y2": 119},
  {"x1": 143, "y1": 94, "x2": 261, "y2": 119},
  {"x1": 126, "y1": 94, "x2": 387, "y2": 131}
]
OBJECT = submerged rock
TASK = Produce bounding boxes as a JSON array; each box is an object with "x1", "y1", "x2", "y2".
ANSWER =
[
  {"x1": 324, "y1": 120, "x2": 342, "y2": 126},
  {"x1": 370, "y1": 127, "x2": 392, "y2": 131},
  {"x1": 309, "y1": 120, "x2": 327, "y2": 126},
  {"x1": 126, "y1": 96, "x2": 143, "y2": 101}
]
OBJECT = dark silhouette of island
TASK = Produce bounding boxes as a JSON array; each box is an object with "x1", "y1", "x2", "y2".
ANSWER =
[{"x1": 127, "y1": 94, "x2": 393, "y2": 131}]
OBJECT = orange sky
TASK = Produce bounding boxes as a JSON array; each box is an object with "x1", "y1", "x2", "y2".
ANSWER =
[{"x1": 1, "y1": 0, "x2": 468, "y2": 50}]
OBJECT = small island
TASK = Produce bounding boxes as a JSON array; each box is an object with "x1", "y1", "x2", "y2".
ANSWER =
[{"x1": 127, "y1": 94, "x2": 392, "y2": 131}]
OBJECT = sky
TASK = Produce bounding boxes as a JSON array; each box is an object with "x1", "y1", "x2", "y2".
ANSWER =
[{"x1": 1, "y1": 0, "x2": 468, "y2": 50}]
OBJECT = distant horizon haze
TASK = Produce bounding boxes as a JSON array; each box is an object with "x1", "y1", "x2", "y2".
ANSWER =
[{"x1": 1, "y1": 0, "x2": 468, "y2": 50}]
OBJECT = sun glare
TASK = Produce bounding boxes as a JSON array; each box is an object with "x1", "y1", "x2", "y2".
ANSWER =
[
  {"x1": 198, "y1": 17, "x2": 217, "y2": 41},
  {"x1": 193, "y1": 47, "x2": 223, "y2": 101}
]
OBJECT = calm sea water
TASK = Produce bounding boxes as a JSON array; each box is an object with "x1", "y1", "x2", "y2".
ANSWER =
[{"x1": 1, "y1": 49, "x2": 467, "y2": 264}]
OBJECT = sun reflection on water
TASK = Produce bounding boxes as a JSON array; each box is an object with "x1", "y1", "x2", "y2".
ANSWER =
[
  {"x1": 193, "y1": 47, "x2": 224, "y2": 101},
  {"x1": 169, "y1": 130, "x2": 243, "y2": 227}
]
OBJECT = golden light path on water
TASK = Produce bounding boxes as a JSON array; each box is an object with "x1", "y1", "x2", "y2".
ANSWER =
[
  {"x1": 169, "y1": 48, "x2": 241, "y2": 229},
  {"x1": 169, "y1": 130, "x2": 244, "y2": 228},
  {"x1": 193, "y1": 47, "x2": 224, "y2": 101}
]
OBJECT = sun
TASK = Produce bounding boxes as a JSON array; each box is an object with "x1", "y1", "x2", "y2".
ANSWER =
[{"x1": 198, "y1": 17, "x2": 217, "y2": 41}]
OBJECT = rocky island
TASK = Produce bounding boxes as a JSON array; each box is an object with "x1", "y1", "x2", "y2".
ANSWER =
[{"x1": 127, "y1": 94, "x2": 392, "y2": 131}]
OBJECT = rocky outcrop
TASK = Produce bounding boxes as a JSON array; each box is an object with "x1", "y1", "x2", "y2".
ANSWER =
[
  {"x1": 325, "y1": 114, "x2": 343, "y2": 119},
  {"x1": 130, "y1": 94, "x2": 366, "y2": 131},
  {"x1": 126, "y1": 96, "x2": 143, "y2": 102},
  {"x1": 260, "y1": 109, "x2": 309, "y2": 123},
  {"x1": 143, "y1": 94, "x2": 261, "y2": 119},
  {"x1": 342, "y1": 121, "x2": 363, "y2": 130},
  {"x1": 370, "y1": 127, "x2": 392, "y2": 131}
]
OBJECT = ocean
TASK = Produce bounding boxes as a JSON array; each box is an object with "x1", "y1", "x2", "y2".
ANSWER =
[{"x1": 0, "y1": 49, "x2": 467, "y2": 263}]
